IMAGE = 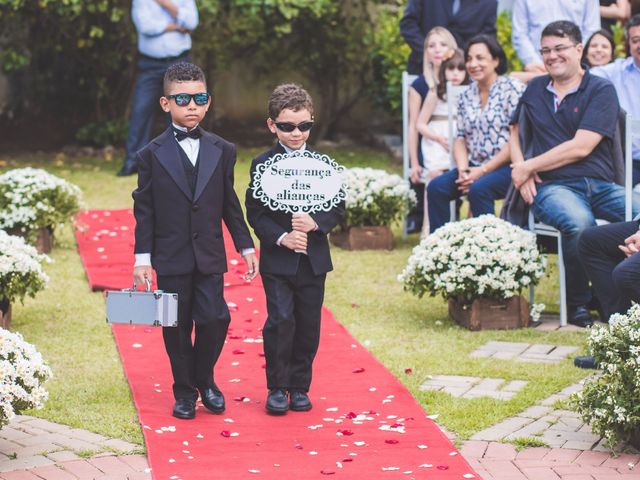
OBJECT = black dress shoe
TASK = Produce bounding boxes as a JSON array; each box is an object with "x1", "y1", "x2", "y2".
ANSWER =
[
  {"x1": 567, "y1": 305, "x2": 594, "y2": 328},
  {"x1": 173, "y1": 398, "x2": 196, "y2": 419},
  {"x1": 117, "y1": 164, "x2": 137, "y2": 176},
  {"x1": 199, "y1": 387, "x2": 225, "y2": 414},
  {"x1": 266, "y1": 389, "x2": 289, "y2": 415},
  {"x1": 574, "y1": 355, "x2": 599, "y2": 369},
  {"x1": 289, "y1": 390, "x2": 312, "y2": 412}
]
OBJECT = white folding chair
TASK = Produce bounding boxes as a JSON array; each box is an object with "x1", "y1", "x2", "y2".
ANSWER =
[
  {"x1": 446, "y1": 82, "x2": 469, "y2": 221},
  {"x1": 402, "y1": 71, "x2": 418, "y2": 239},
  {"x1": 529, "y1": 113, "x2": 637, "y2": 326}
]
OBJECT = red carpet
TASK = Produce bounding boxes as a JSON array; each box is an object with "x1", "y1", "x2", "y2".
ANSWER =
[{"x1": 75, "y1": 209, "x2": 479, "y2": 480}]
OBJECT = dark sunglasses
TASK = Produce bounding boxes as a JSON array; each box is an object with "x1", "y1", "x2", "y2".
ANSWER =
[
  {"x1": 273, "y1": 121, "x2": 314, "y2": 133},
  {"x1": 166, "y1": 92, "x2": 210, "y2": 107}
]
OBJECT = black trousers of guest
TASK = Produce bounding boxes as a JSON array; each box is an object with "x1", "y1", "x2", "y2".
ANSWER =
[
  {"x1": 157, "y1": 271, "x2": 230, "y2": 401},
  {"x1": 261, "y1": 255, "x2": 326, "y2": 392},
  {"x1": 578, "y1": 221, "x2": 640, "y2": 321}
]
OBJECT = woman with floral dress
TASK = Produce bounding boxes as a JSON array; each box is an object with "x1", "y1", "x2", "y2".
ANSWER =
[{"x1": 426, "y1": 34, "x2": 525, "y2": 233}]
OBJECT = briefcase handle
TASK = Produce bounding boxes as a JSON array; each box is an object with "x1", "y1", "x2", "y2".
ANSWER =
[{"x1": 131, "y1": 277, "x2": 152, "y2": 292}]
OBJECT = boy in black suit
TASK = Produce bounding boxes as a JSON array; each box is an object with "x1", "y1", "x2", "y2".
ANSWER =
[
  {"x1": 245, "y1": 84, "x2": 345, "y2": 415},
  {"x1": 132, "y1": 62, "x2": 258, "y2": 420}
]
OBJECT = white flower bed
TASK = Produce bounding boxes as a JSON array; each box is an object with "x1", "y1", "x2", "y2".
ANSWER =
[
  {"x1": 0, "y1": 230, "x2": 50, "y2": 305},
  {"x1": 399, "y1": 215, "x2": 546, "y2": 302},
  {"x1": 343, "y1": 167, "x2": 416, "y2": 227},
  {"x1": 0, "y1": 168, "x2": 82, "y2": 238},
  {"x1": 0, "y1": 327, "x2": 52, "y2": 427},
  {"x1": 572, "y1": 303, "x2": 640, "y2": 448}
]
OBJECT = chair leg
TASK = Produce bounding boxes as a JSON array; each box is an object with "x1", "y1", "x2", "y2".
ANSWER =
[{"x1": 557, "y1": 235, "x2": 568, "y2": 327}]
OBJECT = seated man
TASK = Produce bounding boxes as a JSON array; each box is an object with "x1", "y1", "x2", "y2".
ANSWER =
[
  {"x1": 590, "y1": 13, "x2": 640, "y2": 187},
  {"x1": 579, "y1": 221, "x2": 640, "y2": 323},
  {"x1": 510, "y1": 20, "x2": 640, "y2": 328}
]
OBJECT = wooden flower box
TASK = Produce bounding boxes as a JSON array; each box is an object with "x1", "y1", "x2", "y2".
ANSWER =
[
  {"x1": 448, "y1": 296, "x2": 530, "y2": 331},
  {"x1": 330, "y1": 226, "x2": 394, "y2": 250},
  {"x1": 34, "y1": 227, "x2": 53, "y2": 254},
  {"x1": 0, "y1": 299, "x2": 11, "y2": 330}
]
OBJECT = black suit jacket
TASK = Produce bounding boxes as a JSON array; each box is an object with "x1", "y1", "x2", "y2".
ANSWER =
[
  {"x1": 400, "y1": 0, "x2": 497, "y2": 74},
  {"x1": 133, "y1": 127, "x2": 254, "y2": 276},
  {"x1": 245, "y1": 144, "x2": 345, "y2": 276}
]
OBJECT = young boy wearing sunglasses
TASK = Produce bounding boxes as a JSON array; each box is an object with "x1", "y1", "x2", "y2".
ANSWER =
[
  {"x1": 245, "y1": 83, "x2": 345, "y2": 415},
  {"x1": 132, "y1": 62, "x2": 258, "y2": 420}
]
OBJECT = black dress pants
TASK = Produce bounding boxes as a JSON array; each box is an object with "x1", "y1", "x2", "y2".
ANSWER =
[
  {"x1": 261, "y1": 255, "x2": 326, "y2": 392},
  {"x1": 578, "y1": 221, "x2": 640, "y2": 321},
  {"x1": 157, "y1": 271, "x2": 230, "y2": 401}
]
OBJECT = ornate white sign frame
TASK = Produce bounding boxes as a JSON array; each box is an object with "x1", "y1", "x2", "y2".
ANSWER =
[{"x1": 251, "y1": 150, "x2": 346, "y2": 214}]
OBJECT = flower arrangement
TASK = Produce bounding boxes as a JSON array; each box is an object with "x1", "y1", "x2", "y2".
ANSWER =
[
  {"x1": 0, "y1": 327, "x2": 52, "y2": 428},
  {"x1": 0, "y1": 230, "x2": 50, "y2": 305},
  {"x1": 571, "y1": 303, "x2": 640, "y2": 449},
  {"x1": 0, "y1": 168, "x2": 83, "y2": 241},
  {"x1": 341, "y1": 167, "x2": 416, "y2": 228},
  {"x1": 399, "y1": 215, "x2": 546, "y2": 302}
]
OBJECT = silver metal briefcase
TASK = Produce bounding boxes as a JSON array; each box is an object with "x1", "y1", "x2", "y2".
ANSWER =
[{"x1": 105, "y1": 279, "x2": 178, "y2": 327}]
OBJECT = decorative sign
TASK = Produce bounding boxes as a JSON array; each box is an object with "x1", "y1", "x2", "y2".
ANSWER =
[{"x1": 251, "y1": 150, "x2": 346, "y2": 213}]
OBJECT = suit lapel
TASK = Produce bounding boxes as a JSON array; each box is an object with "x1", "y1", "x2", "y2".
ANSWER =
[
  {"x1": 155, "y1": 129, "x2": 193, "y2": 201},
  {"x1": 194, "y1": 133, "x2": 222, "y2": 202}
]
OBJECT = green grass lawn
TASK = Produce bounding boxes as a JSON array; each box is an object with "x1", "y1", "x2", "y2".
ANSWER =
[{"x1": 2, "y1": 146, "x2": 590, "y2": 446}]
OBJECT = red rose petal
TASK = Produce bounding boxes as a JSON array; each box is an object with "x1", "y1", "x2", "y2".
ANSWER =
[
  {"x1": 228, "y1": 335, "x2": 243, "y2": 340},
  {"x1": 352, "y1": 367, "x2": 365, "y2": 373},
  {"x1": 320, "y1": 470, "x2": 336, "y2": 475},
  {"x1": 345, "y1": 412, "x2": 357, "y2": 419},
  {"x1": 295, "y1": 444, "x2": 303, "y2": 450},
  {"x1": 342, "y1": 458, "x2": 353, "y2": 463},
  {"x1": 404, "y1": 368, "x2": 413, "y2": 374},
  {"x1": 232, "y1": 349, "x2": 245, "y2": 355},
  {"x1": 258, "y1": 352, "x2": 266, "y2": 357},
  {"x1": 385, "y1": 439, "x2": 399, "y2": 444},
  {"x1": 351, "y1": 303, "x2": 360, "y2": 308},
  {"x1": 220, "y1": 430, "x2": 231, "y2": 437},
  {"x1": 391, "y1": 423, "x2": 404, "y2": 428},
  {"x1": 436, "y1": 465, "x2": 449, "y2": 470},
  {"x1": 233, "y1": 396, "x2": 247, "y2": 402},
  {"x1": 337, "y1": 429, "x2": 354, "y2": 436}
]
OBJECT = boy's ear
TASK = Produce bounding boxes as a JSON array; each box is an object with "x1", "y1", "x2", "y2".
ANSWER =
[
  {"x1": 266, "y1": 117, "x2": 277, "y2": 134},
  {"x1": 159, "y1": 96, "x2": 171, "y2": 113}
]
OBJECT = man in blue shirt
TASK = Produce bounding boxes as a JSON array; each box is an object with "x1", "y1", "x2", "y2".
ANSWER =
[
  {"x1": 590, "y1": 13, "x2": 640, "y2": 186},
  {"x1": 117, "y1": 0, "x2": 199, "y2": 176},
  {"x1": 512, "y1": 0, "x2": 600, "y2": 74},
  {"x1": 510, "y1": 20, "x2": 640, "y2": 328}
]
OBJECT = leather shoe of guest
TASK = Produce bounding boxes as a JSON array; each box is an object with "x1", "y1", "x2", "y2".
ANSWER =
[
  {"x1": 289, "y1": 390, "x2": 312, "y2": 412},
  {"x1": 567, "y1": 305, "x2": 594, "y2": 328},
  {"x1": 117, "y1": 165, "x2": 137, "y2": 176},
  {"x1": 266, "y1": 389, "x2": 289, "y2": 415},
  {"x1": 574, "y1": 355, "x2": 599, "y2": 369},
  {"x1": 172, "y1": 398, "x2": 196, "y2": 419},
  {"x1": 200, "y1": 387, "x2": 225, "y2": 414}
]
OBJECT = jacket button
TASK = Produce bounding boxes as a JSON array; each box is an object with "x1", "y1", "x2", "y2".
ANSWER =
[
  {"x1": 192, "y1": 232, "x2": 199, "y2": 239},
  {"x1": 192, "y1": 204, "x2": 199, "y2": 212}
]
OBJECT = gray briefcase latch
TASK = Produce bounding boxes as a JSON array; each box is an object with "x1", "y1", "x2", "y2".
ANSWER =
[{"x1": 105, "y1": 278, "x2": 178, "y2": 327}]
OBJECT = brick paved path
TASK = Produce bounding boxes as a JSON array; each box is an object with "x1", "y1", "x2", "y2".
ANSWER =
[{"x1": 0, "y1": 416, "x2": 149, "y2": 479}]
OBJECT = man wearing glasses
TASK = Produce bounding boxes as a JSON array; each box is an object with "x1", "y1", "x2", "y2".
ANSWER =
[
  {"x1": 118, "y1": 0, "x2": 198, "y2": 177},
  {"x1": 509, "y1": 20, "x2": 640, "y2": 328}
]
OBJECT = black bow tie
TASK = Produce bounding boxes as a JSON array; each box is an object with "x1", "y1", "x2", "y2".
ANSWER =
[{"x1": 173, "y1": 126, "x2": 202, "y2": 141}]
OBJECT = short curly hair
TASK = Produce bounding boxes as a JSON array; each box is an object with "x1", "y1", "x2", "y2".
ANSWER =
[
  {"x1": 163, "y1": 62, "x2": 207, "y2": 94},
  {"x1": 268, "y1": 83, "x2": 314, "y2": 120}
]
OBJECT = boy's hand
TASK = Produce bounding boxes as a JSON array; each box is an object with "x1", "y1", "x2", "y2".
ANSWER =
[
  {"x1": 242, "y1": 252, "x2": 259, "y2": 281},
  {"x1": 281, "y1": 231, "x2": 308, "y2": 251},
  {"x1": 133, "y1": 266, "x2": 153, "y2": 290},
  {"x1": 292, "y1": 213, "x2": 317, "y2": 233}
]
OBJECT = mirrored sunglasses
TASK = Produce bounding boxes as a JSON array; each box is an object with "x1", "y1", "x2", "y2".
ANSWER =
[
  {"x1": 274, "y1": 121, "x2": 314, "y2": 133},
  {"x1": 166, "y1": 92, "x2": 210, "y2": 107}
]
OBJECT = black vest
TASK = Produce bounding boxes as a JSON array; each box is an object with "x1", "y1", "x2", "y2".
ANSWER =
[{"x1": 176, "y1": 143, "x2": 200, "y2": 196}]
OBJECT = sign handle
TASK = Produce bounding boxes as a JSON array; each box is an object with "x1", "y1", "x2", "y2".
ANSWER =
[{"x1": 292, "y1": 205, "x2": 308, "y2": 255}]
